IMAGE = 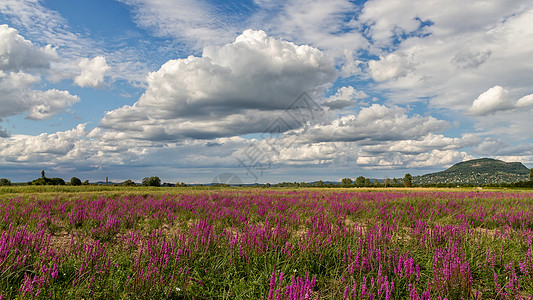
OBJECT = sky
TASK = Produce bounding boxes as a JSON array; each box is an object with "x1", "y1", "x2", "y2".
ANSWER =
[{"x1": 0, "y1": 0, "x2": 532, "y2": 184}]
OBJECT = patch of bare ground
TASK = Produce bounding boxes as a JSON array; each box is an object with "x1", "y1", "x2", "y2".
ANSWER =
[
  {"x1": 393, "y1": 226, "x2": 413, "y2": 243},
  {"x1": 157, "y1": 222, "x2": 184, "y2": 239},
  {"x1": 473, "y1": 227, "x2": 498, "y2": 239},
  {"x1": 344, "y1": 218, "x2": 367, "y2": 234},
  {"x1": 48, "y1": 230, "x2": 72, "y2": 252},
  {"x1": 291, "y1": 225, "x2": 308, "y2": 239}
]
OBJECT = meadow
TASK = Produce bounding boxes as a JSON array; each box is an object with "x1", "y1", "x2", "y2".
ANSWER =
[{"x1": 1, "y1": 186, "x2": 533, "y2": 299}]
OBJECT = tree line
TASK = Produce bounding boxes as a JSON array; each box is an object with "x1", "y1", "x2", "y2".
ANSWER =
[{"x1": 1, "y1": 169, "x2": 532, "y2": 188}]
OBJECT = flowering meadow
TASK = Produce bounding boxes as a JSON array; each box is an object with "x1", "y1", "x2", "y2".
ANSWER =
[{"x1": 1, "y1": 188, "x2": 533, "y2": 299}]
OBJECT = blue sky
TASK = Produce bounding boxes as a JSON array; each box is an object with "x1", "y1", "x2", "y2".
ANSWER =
[{"x1": 1, "y1": 0, "x2": 532, "y2": 184}]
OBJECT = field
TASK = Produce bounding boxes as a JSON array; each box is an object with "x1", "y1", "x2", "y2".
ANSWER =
[{"x1": 1, "y1": 187, "x2": 533, "y2": 299}]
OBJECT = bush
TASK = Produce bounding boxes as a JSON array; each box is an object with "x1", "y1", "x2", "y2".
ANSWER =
[
  {"x1": 122, "y1": 179, "x2": 137, "y2": 186},
  {"x1": 49, "y1": 178, "x2": 65, "y2": 185},
  {"x1": 31, "y1": 177, "x2": 65, "y2": 185},
  {"x1": 142, "y1": 176, "x2": 161, "y2": 187},
  {"x1": 0, "y1": 178, "x2": 11, "y2": 186},
  {"x1": 70, "y1": 177, "x2": 82, "y2": 186}
]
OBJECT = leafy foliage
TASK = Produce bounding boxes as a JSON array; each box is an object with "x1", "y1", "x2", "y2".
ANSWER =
[
  {"x1": 0, "y1": 178, "x2": 11, "y2": 186},
  {"x1": 141, "y1": 176, "x2": 161, "y2": 187},
  {"x1": 341, "y1": 178, "x2": 352, "y2": 186},
  {"x1": 70, "y1": 177, "x2": 82, "y2": 186},
  {"x1": 404, "y1": 173, "x2": 412, "y2": 187},
  {"x1": 122, "y1": 179, "x2": 137, "y2": 186}
]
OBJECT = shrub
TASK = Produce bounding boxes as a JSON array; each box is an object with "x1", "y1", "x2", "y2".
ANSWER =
[
  {"x1": 122, "y1": 179, "x2": 137, "y2": 186},
  {"x1": 142, "y1": 176, "x2": 161, "y2": 187},
  {"x1": 70, "y1": 177, "x2": 82, "y2": 186}
]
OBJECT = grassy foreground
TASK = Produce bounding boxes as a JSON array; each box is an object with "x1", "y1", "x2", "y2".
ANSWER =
[{"x1": 1, "y1": 187, "x2": 533, "y2": 299}]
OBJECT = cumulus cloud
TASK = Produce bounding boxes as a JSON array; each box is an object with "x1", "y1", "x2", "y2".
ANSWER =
[
  {"x1": 101, "y1": 29, "x2": 336, "y2": 139},
  {"x1": 360, "y1": 133, "x2": 481, "y2": 155},
  {"x1": 356, "y1": 149, "x2": 473, "y2": 169},
  {"x1": 323, "y1": 86, "x2": 368, "y2": 109},
  {"x1": 294, "y1": 104, "x2": 449, "y2": 143},
  {"x1": 0, "y1": 24, "x2": 57, "y2": 70},
  {"x1": 368, "y1": 53, "x2": 415, "y2": 82},
  {"x1": 468, "y1": 86, "x2": 533, "y2": 116},
  {"x1": 0, "y1": 25, "x2": 79, "y2": 120},
  {"x1": 0, "y1": 124, "x2": 88, "y2": 163},
  {"x1": 516, "y1": 94, "x2": 533, "y2": 108},
  {"x1": 468, "y1": 86, "x2": 513, "y2": 116},
  {"x1": 74, "y1": 56, "x2": 110, "y2": 88}
]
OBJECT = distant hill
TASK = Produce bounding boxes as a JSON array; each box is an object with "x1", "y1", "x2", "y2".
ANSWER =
[{"x1": 414, "y1": 158, "x2": 530, "y2": 185}]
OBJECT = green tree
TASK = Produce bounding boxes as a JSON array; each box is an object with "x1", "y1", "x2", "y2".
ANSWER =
[
  {"x1": 0, "y1": 178, "x2": 11, "y2": 186},
  {"x1": 384, "y1": 178, "x2": 391, "y2": 187},
  {"x1": 404, "y1": 173, "x2": 413, "y2": 187},
  {"x1": 316, "y1": 180, "x2": 324, "y2": 187},
  {"x1": 122, "y1": 179, "x2": 137, "y2": 186},
  {"x1": 142, "y1": 176, "x2": 161, "y2": 187},
  {"x1": 49, "y1": 178, "x2": 65, "y2": 185},
  {"x1": 41, "y1": 170, "x2": 46, "y2": 179},
  {"x1": 364, "y1": 178, "x2": 371, "y2": 187},
  {"x1": 70, "y1": 177, "x2": 82, "y2": 186},
  {"x1": 341, "y1": 178, "x2": 353, "y2": 187},
  {"x1": 355, "y1": 176, "x2": 365, "y2": 187},
  {"x1": 530, "y1": 168, "x2": 533, "y2": 182}
]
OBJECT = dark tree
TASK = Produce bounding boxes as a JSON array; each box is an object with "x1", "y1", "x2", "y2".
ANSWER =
[
  {"x1": 41, "y1": 170, "x2": 46, "y2": 179},
  {"x1": 142, "y1": 176, "x2": 161, "y2": 187},
  {"x1": 49, "y1": 178, "x2": 65, "y2": 185},
  {"x1": 70, "y1": 177, "x2": 82, "y2": 186},
  {"x1": 122, "y1": 179, "x2": 137, "y2": 186},
  {"x1": 355, "y1": 176, "x2": 366, "y2": 187},
  {"x1": 0, "y1": 178, "x2": 11, "y2": 186},
  {"x1": 384, "y1": 178, "x2": 391, "y2": 187},
  {"x1": 530, "y1": 168, "x2": 533, "y2": 182},
  {"x1": 341, "y1": 178, "x2": 353, "y2": 187},
  {"x1": 404, "y1": 173, "x2": 413, "y2": 187}
]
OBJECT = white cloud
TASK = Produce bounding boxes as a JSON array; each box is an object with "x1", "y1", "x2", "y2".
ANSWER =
[
  {"x1": 468, "y1": 86, "x2": 533, "y2": 116},
  {"x1": 516, "y1": 94, "x2": 533, "y2": 108},
  {"x1": 0, "y1": 24, "x2": 57, "y2": 71},
  {"x1": 74, "y1": 56, "x2": 110, "y2": 88},
  {"x1": 0, "y1": 25, "x2": 79, "y2": 121},
  {"x1": 0, "y1": 72, "x2": 79, "y2": 120},
  {"x1": 368, "y1": 53, "x2": 415, "y2": 82},
  {"x1": 358, "y1": 0, "x2": 528, "y2": 49},
  {"x1": 259, "y1": 0, "x2": 367, "y2": 52},
  {"x1": 323, "y1": 86, "x2": 368, "y2": 109},
  {"x1": 468, "y1": 86, "x2": 514, "y2": 116},
  {"x1": 360, "y1": 133, "x2": 481, "y2": 155},
  {"x1": 294, "y1": 104, "x2": 449, "y2": 143},
  {"x1": 1, "y1": 1, "x2": 153, "y2": 85},
  {"x1": 119, "y1": 0, "x2": 237, "y2": 48},
  {"x1": 101, "y1": 29, "x2": 336, "y2": 139},
  {"x1": 0, "y1": 124, "x2": 88, "y2": 161},
  {"x1": 356, "y1": 1, "x2": 533, "y2": 142},
  {"x1": 356, "y1": 149, "x2": 473, "y2": 169}
]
